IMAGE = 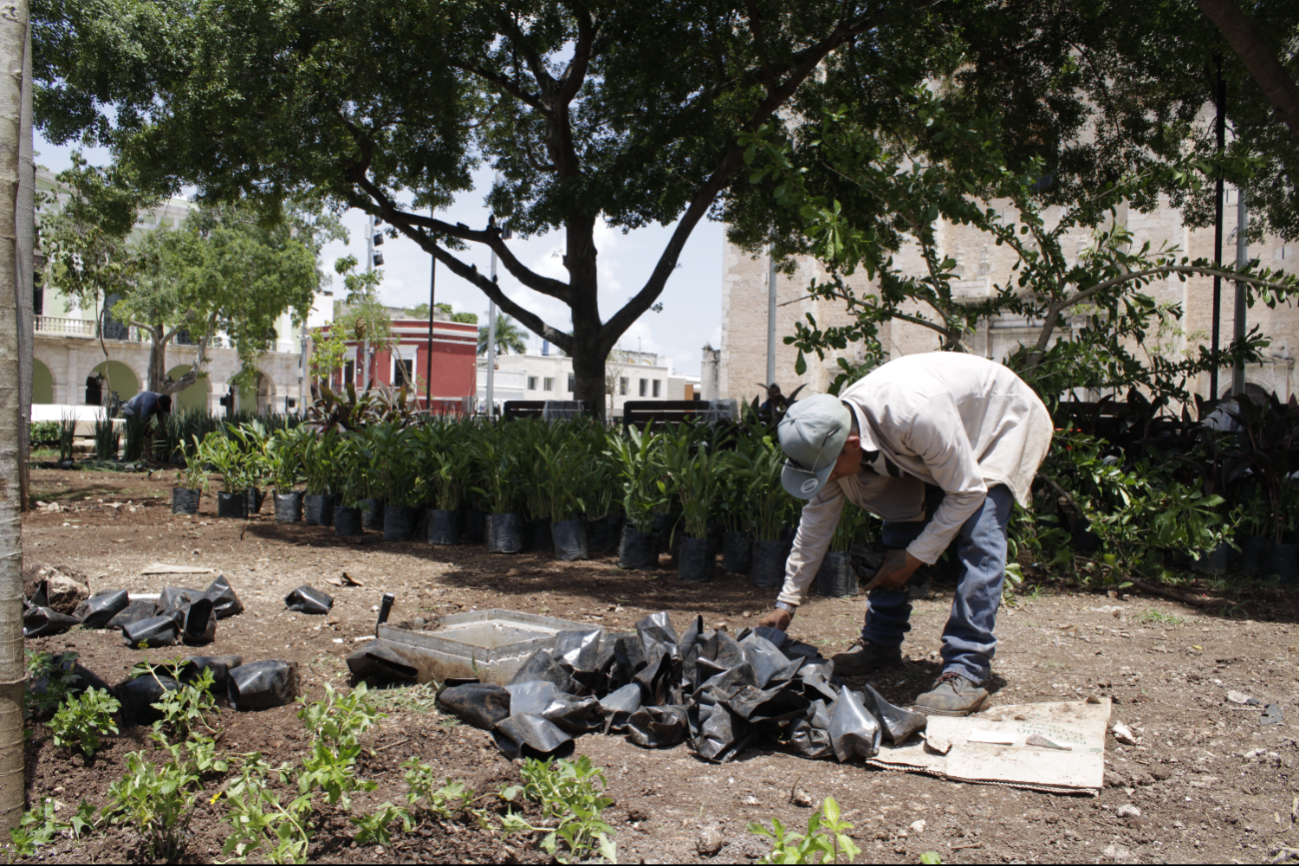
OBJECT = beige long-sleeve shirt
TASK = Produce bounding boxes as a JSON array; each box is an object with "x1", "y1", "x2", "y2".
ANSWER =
[{"x1": 776, "y1": 353, "x2": 1053, "y2": 608}]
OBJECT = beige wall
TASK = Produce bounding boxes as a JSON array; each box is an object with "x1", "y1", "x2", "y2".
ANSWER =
[{"x1": 719, "y1": 191, "x2": 1299, "y2": 403}]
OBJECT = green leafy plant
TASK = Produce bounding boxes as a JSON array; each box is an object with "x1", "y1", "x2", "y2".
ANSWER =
[
  {"x1": 609, "y1": 426, "x2": 667, "y2": 532},
  {"x1": 49, "y1": 687, "x2": 120, "y2": 757},
  {"x1": 500, "y1": 755, "x2": 616, "y2": 864},
  {"x1": 219, "y1": 755, "x2": 312, "y2": 864},
  {"x1": 92, "y1": 415, "x2": 119, "y2": 461},
  {"x1": 403, "y1": 760, "x2": 477, "y2": 818},
  {"x1": 106, "y1": 747, "x2": 201, "y2": 862},
  {"x1": 350, "y1": 803, "x2": 414, "y2": 847},
  {"x1": 176, "y1": 435, "x2": 211, "y2": 492},
  {"x1": 296, "y1": 682, "x2": 382, "y2": 808},
  {"x1": 9, "y1": 798, "x2": 96, "y2": 857},
  {"x1": 26, "y1": 650, "x2": 79, "y2": 718},
  {"x1": 57, "y1": 414, "x2": 78, "y2": 462},
  {"x1": 266, "y1": 425, "x2": 307, "y2": 494},
  {"x1": 748, "y1": 797, "x2": 861, "y2": 864},
  {"x1": 661, "y1": 425, "x2": 723, "y2": 540}
]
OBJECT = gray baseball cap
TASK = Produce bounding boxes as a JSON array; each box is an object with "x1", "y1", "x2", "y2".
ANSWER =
[{"x1": 777, "y1": 394, "x2": 852, "y2": 499}]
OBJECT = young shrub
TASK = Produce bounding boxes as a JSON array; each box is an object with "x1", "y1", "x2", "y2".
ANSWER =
[
  {"x1": 9, "y1": 798, "x2": 96, "y2": 857},
  {"x1": 500, "y1": 755, "x2": 617, "y2": 864},
  {"x1": 748, "y1": 797, "x2": 861, "y2": 865},
  {"x1": 49, "y1": 687, "x2": 120, "y2": 757}
]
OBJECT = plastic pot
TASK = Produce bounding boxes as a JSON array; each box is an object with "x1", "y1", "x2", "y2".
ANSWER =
[
  {"x1": 202, "y1": 575, "x2": 245, "y2": 619},
  {"x1": 244, "y1": 487, "x2": 265, "y2": 515},
  {"x1": 751, "y1": 539, "x2": 788, "y2": 588},
  {"x1": 721, "y1": 531, "x2": 753, "y2": 574},
  {"x1": 228, "y1": 660, "x2": 299, "y2": 711},
  {"x1": 676, "y1": 535, "x2": 713, "y2": 583},
  {"x1": 1239, "y1": 534, "x2": 1272, "y2": 576},
  {"x1": 1190, "y1": 541, "x2": 1231, "y2": 575},
  {"x1": 587, "y1": 515, "x2": 622, "y2": 554},
  {"x1": 618, "y1": 523, "x2": 659, "y2": 570},
  {"x1": 273, "y1": 491, "x2": 303, "y2": 524},
  {"x1": 106, "y1": 599, "x2": 158, "y2": 630},
  {"x1": 182, "y1": 597, "x2": 218, "y2": 646},
  {"x1": 816, "y1": 551, "x2": 857, "y2": 598},
  {"x1": 117, "y1": 675, "x2": 180, "y2": 727},
  {"x1": 383, "y1": 505, "x2": 418, "y2": 542},
  {"x1": 216, "y1": 492, "x2": 247, "y2": 519},
  {"x1": 1267, "y1": 542, "x2": 1298, "y2": 583},
  {"x1": 171, "y1": 487, "x2": 201, "y2": 515},
  {"x1": 465, "y1": 508, "x2": 487, "y2": 544},
  {"x1": 335, "y1": 505, "x2": 363, "y2": 536},
  {"x1": 523, "y1": 518, "x2": 553, "y2": 553},
  {"x1": 360, "y1": 498, "x2": 385, "y2": 530},
  {"x1": 180, "y1": 655, "x2": 243, "y2": 691},
  {"x1": 652, "y1": 512, "x2": 679, "y2": 555},
  {"x1": 303, "y1": 493, "x2": 334, "y2": 526},
  {"x1": 553, "y1": 519, "x2": 589, "y2": 561},
  {"x1": 427, "y1": 509, "x2": 464, "y2": 545},
  {"x1": 486, "y1": 512, "x2": 524, "y2": 554},
  {"x1": 22, "y1": 606, "x2": 81, "y2": 639}
]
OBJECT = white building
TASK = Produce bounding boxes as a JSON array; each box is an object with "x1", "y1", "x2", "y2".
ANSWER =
[
  {"x1": 32, "y1": 168, "x2": 308, "y2": 415},
  {"x1": 476, "y1": 349, "x2": 701, "y2": 417}
]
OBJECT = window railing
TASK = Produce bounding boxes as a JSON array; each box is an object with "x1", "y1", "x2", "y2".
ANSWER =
[{"x1": 35, "y1": 315, "x2": 148, "y2": 342}]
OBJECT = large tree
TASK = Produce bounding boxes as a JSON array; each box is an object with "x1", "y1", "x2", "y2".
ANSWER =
[
  {"x1": 35, "y1": 0, "x2": 1295, "y2": 416},
  {"x1": 41, "y1": 166, "x2": 339, "y2": 394}
]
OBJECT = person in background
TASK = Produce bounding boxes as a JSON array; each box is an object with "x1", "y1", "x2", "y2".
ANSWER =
[
  {"x1": 760, "y1": 383, "x2": 786, "y2": 418},
  {"x1": 758, "y1": 353, "x2": 1053, "y2": 717},
  {"x1": 84, "y1": 372, "x2": 104, "y2": 406},
  {"x1": 121, "y1": 391, "x2": 173, "y2": 461}
]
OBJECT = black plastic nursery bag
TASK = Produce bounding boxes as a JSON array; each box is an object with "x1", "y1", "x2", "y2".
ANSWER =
[
  {"x1": 228, "y1": 660, "x2": 299, "y2": 711},
  {"x1": 74, "y1": 589, "x2": 130, "y2": 629},
  {"x1": 285, "y1": 585, "x2": 334, "y2": 615},
  {"x1": 436, "y1": 682, "x2": 513, "y2": 731}
]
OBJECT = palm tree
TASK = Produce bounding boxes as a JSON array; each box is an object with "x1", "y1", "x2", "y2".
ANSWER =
[{"x1": 478, "y1": 314, "x2": 527, "y2": 356}]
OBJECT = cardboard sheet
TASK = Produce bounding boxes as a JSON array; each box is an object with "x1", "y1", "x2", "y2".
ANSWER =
[
  {"x1": 868, "y1": 698, "x2": 1110, "y2": 795},
  {"x1": 140, "y1": 563, "x2": 216, "y2": 576}
]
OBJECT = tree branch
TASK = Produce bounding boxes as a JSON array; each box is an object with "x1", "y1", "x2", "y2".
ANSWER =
[{"x1": 1197, "y1": 0, "x2": 1299, "y2": 145}]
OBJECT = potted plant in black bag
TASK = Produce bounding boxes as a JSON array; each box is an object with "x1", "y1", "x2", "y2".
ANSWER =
[
  {"x1": 583, "y1": 425, "x2": 623, "y2": 553},
  {"x1": 371, "y1": 420, "x2": 420, "y2": 541},
  {"x1": 268, "y1": 426, "x2": 306, "y2": 523},
  {"x1": 171, "y1": 436, "x2": 209, "y2": 515},
  {"x1": 540, "y1": 441, "x2": 588, "y2": 561},
  {"x1": 471, "y1": 423, "x2": 526, "y2": 553},
  {"x1": 419, "y1": 423, "x2": 468, "y2": 545},
  {"x1": 196, "y1": 433, "x2": 250, "y2": 518},
  {"x1": 332, "y1": 435, "x2": 366, "y2": 537},
  {"x1": 662, "y1": 428, "x2": 722, "y2": 583},
  {"x1": 522, "y1": 420, "x2": 558, "y2": 553},
  {"x1": 743, "y1": 432, "x2": 799, "y2": 588},
  {"x1": 611, "y1": 427, "x2": 666, "y2": 569},
  {"x1": 300, "y1": 427, "x2": 340, "y2": 526},
  {"x1": 817, "y1": 506, "x2": 871, "y2": 597}
]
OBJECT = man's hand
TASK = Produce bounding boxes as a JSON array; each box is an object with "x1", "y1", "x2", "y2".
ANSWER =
[
  {"x1": 863, "y1": 548, "x2": 923, "y2": 593},
  {"x1": 757, "y1": 608, "x2": 793, "y2": 632}
]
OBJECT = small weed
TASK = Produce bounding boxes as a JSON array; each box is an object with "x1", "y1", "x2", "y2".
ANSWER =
[
  {"x1": 350, "y1": 803, "x2": 413, "y2": 846},
  {"x1": 49, "y1": 687, "x2": 120, "y2": 757},
  {"x1": 297, "y1": 682, "x2": 382, "y2": 809},
  {"x1": 1040, "y1": 661, "x2": 1066, "y2": 669},
  {"x1": 748, "y1": 797, "x2": 860, "y2": 865},
  {"x1": 403, "y1": 760, "x2": 477, "y2": 818},
  {"x1": 9, "y1": 798, "x2": 95, "y2": 857},
  {"x1": 368, "y1": 682, "x2": 439, "y2": 714},
  {"x1": 1139, "y1": 609, "x2": 1187, "y2": 626},
  {"x1": 500, "y1": 756, "x2": 616, "y2": 864},
  {"x1": 26, "y1": 651, "x2": 78, "y2": 718},
  {"x1": 920, "y1": 854, "x2": 943, "y2": 865}
]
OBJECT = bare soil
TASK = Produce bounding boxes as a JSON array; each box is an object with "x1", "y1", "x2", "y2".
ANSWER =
[{"x1": 14, "y1": 466, "x2": 1299, "y2": 863}]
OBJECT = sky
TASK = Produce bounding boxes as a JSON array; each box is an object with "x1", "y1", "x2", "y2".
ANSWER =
[{"x1": 36, "y1": 137, "x2": 726, "y2": 378}]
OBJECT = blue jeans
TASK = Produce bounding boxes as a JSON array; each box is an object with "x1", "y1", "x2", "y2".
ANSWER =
[{"x1": 860, "y1": 485, "x2": 1013, "y2": 685}]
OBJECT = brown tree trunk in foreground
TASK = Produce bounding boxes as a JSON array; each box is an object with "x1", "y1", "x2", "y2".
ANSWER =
[
  {"x1": 1198, "y1": 0, "x2": 1299, "y2": 144},
  {"x1": 0, "y1": 0, "x2": 31, "y2": 830}
]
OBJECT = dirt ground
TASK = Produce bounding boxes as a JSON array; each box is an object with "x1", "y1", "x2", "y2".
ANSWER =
[{"x1": 14, "y1": 466, "x2": 1299, "y2": 864}]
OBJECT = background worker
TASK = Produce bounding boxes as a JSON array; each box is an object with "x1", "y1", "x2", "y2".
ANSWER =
[
  {"x1": 757, "y1": 353, "x2": 1053, "y2": 716},
  {"x1": 120, "y1": 391, "x2": 173, "y2": 460}
]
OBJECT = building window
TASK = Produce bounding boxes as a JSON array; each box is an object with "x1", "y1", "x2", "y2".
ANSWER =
[
  {"x1": 619, "y1": 377, "x2": 628, "y2": 395},
  {"x1": 567, "y1": 374, "x2": 575, "y2": 392},
  {"x1": 527, "y1": 376, "x2": 538, "y2": 391},
  {"x1": 395, "y1": 358, "x2": 414, "y2": 388},
  {"x1": 543, "y1": 377, "x2": 554, "y2": 392},
  {"x1": 638, "y1": 379, "x2": 647, "y2": 397},
  {"x1": 652, "y1": 379, "x2": 661, "y2": 398}
]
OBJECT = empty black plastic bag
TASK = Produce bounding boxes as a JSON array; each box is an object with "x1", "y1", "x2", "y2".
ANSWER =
[
  {"x1": 346, "y1": 641, "x2": 419, "y2": 683},
  {"x1": 738, "y1": 632, "x2": 802, "y2": 689},
  {"x1": 228, "y1": 660, "x2": 299, "y2": 711},
  {"x1": 492, "y1": 713, "x2": 574, "y2": 760},
  {"x1": 505, "y1": 681, "x2": 602, "y2": 734},
  {"x1": 284, "y1": 585, "x2": 334, "y2": 615},
  {"x1": 182, "y1": 597, "x2": 217, "y2": 646},
  {"x1": 437, "y1": 682, "x2": 512, "y2": 730},
  {"x1": 509, "y1": 650, "x2": 582, "y2": 695},
  {"x1": 23, "y1": 606, "x2": 80, "y2": 639},
  {"x1": 157, "y1": 587, "x2": 203, "y2": 615},
  {"x1": 74, "y1": 589, "x2": 130, "y2": 629},
  {"x1": 122, "y1": 615, "x2": 179, "y2": 649},
  {"x1": 552, "y1": 629, "x2": 603, "y2": 674},
  {"x1": 625, "y1": 704, "x2": 690, "y2": 749},
  {"x1": 597, "y1": 683, "x2": 643, "y2": 733},
  {"x1": 690, "y1": 700, "x2": 750, "y2": 763},
  {"x1": 202, "y1": 575, "x2": 245, "y2": 619},
  {"x1": 859, "y1": 683, "x2": 927, "y2": 745},
  {"x1": 107, "y1": 599, "x2": 158, "y2": 630},
  {"x1": 828, "y1": 686, "x2": 882, "y2": 762}
]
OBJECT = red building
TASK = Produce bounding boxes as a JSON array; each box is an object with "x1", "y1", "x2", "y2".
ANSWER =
[{"x1": 321, "y1": 317, "x2": 478, "y2": 414}]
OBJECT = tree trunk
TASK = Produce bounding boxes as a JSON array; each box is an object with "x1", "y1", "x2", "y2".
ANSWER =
[
  {"x1": 147, "y1": 326, "x2": 167, "y2": 392},
  {"x1": 0, "y1": 0, "x2": 31, "y2": 831},
  {"x1": 1198, "y1": 0, "x2": 1299, "y2": 145},
  {"x1": 14, "y1": 22, "x2": 28, "y2": 514}
]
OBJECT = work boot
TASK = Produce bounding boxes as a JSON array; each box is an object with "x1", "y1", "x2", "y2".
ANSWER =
[
  {"x1": 831, "y1": 639, "x2": 902, "y2": 678},
  {"x1": 913, "y1": 672, "x2": 989, "y2": 717}
]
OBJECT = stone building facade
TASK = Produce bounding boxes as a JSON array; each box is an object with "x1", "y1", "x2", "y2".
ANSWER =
[{"x1": 718, "y1": 189, "x2": 1299, "y2": 405}]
